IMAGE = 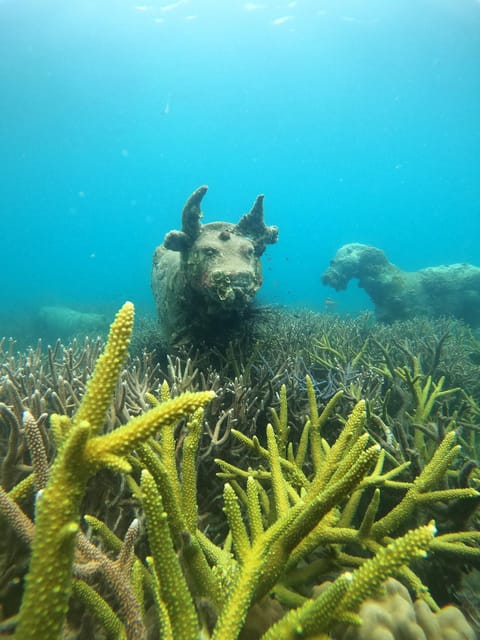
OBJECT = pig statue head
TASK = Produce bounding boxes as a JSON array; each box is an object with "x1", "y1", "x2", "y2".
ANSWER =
[{"x1": 151, "y1": 186, "x2": 278, "y2": 343}]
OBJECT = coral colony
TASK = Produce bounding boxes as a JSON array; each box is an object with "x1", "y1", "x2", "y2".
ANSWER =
[{"x1": 1, "y1": 300, "x2": 480, "y2": 639}]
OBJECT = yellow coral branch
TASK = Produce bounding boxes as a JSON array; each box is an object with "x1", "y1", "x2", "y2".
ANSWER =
[
  {"x1": 85, "y1": 391, "x2": 214, "y2": 466},
  {"x1": 74, "y1": 302, "x2": 134, "y2": 434}
]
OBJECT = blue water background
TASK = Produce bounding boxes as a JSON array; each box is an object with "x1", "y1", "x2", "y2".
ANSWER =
[{"x1": 1, "y1": 0, "x2": 480, "y2": 340}]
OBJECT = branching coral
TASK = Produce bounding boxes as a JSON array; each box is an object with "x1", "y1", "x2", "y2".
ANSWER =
[
  {"x1": 0, "y1": 308, "x2": 479, "y2": 639},
  {"x1": 216, "y1": 379, "x2": 480, "y2": 611},
  {"x1": 11, "y1": 303, "x2": 214, "y2": 640}
]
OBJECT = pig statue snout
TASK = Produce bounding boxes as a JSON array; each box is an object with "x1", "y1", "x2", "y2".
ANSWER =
[
  {"x1": 188, "y1": 225, "x2": 263, "y2": 308},
  {"x1": 203, "y1": 269, "x2": 260, "y2": 306}
]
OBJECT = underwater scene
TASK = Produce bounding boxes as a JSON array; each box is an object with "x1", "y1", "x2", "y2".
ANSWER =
[{"x1": 1, "y1": 0, "x2": 480, "y2": 638}]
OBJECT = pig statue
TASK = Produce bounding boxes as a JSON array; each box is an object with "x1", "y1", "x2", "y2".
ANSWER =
[{"x1": 151, "y1": 185, "x2": 279, "y2": 344}]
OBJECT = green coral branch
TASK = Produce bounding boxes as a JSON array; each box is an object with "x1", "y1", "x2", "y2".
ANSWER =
[
  {"x1": 85, "y1": 392, "x2": 214, "y2": 469},
  {"x1": 224, "y1": 429, "x2": 310, "y2": 490},
  {"x1": 267, "y1": 422, "x2": 291, "y2": 518},
  {"x1": 394, "y1": 358, "x2": 454, "y2": 423},
  {"x1": 394, "y1": 356, "x2": 460, "y2": 452},
  {"x1": 7, "y1": 473, "x2": 35, "y2": 503},
  {"x1": 224, "y1": 482, "x2": 251, "y2": 561},
  {"x1": 206, "y1": 377, "x2": 478, "y2": 638},
  {"x1": 141, "y1": 470, "x2": 199, "y2": 640},
  {"x1": 72, "y1": 579, "x2": 127, "y2": 640},
  {"x1": 246, "y1": 475, "x2": 265, "y2": 540},
  {"x1": 181, "y1": 408, "x2": 204, "y2": 533},
  {"x1": 260, "y1": 522, "x2": 436, "y2": 640},
  {"x1": 430, "y1": 531, "x2": 480, "y2": 558},
  {"x1": 212, "y1": 441, "x2": 380, "y2": 639},
  {"x1": 270, "y1": 383, "x2": 289, "y2": 456},
  {"x1": 15, "y1": 420, "x2": 91, "y2": 639},
  {"x1": 145, "y1": 556, "x2": 174, "y2": 640},
  {"x1": 136, "y1": 440, "x2": 186, "y2": 539},
  {"x1": 371, "y1": 430, "x2": 479, "y2": 539},
  {"x1": 309, "y1": 386, "x2": 344, "y2": 472},
  {"x1": 74, "y1": 302, "x2": 134, "y2": 433},
  {"x1": 14, "y1": 302, "x2": 214, "y2": 640},
  {"x1": 312, "y1": 400, "x2": 367, "y2": 491},
  {"x1": 340, "y1": 521, "x2": 436, "y2": 616}
]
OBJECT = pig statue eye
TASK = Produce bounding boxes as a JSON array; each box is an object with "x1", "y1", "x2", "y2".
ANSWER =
[
  {"x1": 203, "y1": 247, "x2": 219, "y2": 258},
  {"x1": 244, "y1": 246, "x2": 254, "y2": 259}
]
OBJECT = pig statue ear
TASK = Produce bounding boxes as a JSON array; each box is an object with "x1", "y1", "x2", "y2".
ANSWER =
[
  {"x1": 163, "y1": 229, "x2": 191, "y2": 252},
  {"x1": 163, "y1": 185, "x2": 208, "y2": 252},
  {"x1": 235, "y1": 195, "x2": 279, "y2": 256}
]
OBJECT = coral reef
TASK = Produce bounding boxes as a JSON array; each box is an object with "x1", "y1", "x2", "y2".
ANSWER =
[
  {"x1": 151, "y1": 186, "x2": 278, "y2": 344},
  {"x1": 322, "y1": 243, "x2": 480, "y2": 326},
  {"x1": 10, "y1": 303, "x2": 214, "y2": 639},
  {"x1": 1, "y1": 307, "x2": 480, "y2": 638}
]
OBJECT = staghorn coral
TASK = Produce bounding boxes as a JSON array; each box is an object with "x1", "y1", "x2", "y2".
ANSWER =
[
  {"x1": 216, "y1": 380, "x2": 480, "y2": 604},
  {"x1": 10, "y1": 302, "x2": 214, "y2": 640},
  {"x1": 133, "y1": 386, "x2": 478, "y2": 640},
  {"x1": 1, "y1": 308, "x2": 480, "y2": 638},
  {"x1": 261, "y1": 524, "x2": 438, "y2": 639}
]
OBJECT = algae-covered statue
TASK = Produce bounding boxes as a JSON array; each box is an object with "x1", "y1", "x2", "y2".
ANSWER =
[
  {"x1": 322, "y1": 243, "x2": 480, "y2": 326},
  {"x1": 151, "y1": 185, "x2": 278, "y2": 343},
  {"x1": 37, "y1": 306, "x2": 109, "y2": 340}
]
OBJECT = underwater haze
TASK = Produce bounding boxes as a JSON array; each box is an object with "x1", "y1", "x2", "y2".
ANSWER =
[{"x1": 1, "y1": 0, "x2": 480, "y2": 342}]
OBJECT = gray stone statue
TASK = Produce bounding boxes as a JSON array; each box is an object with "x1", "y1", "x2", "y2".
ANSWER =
[
  {"x1": 322, "y1": 243, "x2": 480, "y2": 326},
  {"x1": 151, "y1": 186, "x2": 278, "y2": 343}
]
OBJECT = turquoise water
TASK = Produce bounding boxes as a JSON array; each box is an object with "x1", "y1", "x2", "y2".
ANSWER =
[{"x1": 1, "y1": 0, "x2": 479, "y2": 337}]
